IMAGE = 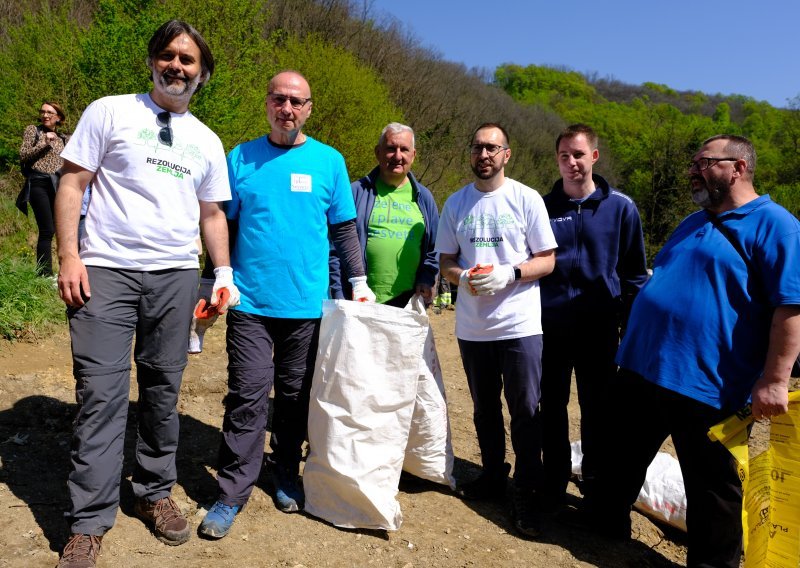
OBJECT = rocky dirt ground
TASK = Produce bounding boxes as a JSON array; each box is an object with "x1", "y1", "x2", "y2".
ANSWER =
[{"x1": 1, "y1": 306, "x2": 763, "y2": 567}]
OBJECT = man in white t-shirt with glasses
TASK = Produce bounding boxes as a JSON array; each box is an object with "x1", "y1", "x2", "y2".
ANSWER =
[
  {"x1": 436, "y1": 123, "x2": 556, "y2": 538},
  {"x1": 54, "y1": 19, "x2": 239, "y2": 568}
]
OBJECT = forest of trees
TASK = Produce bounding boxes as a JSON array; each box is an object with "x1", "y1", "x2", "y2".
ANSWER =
[{"x1": 1, "y1": 0, "x2": 799, "y2": 262}]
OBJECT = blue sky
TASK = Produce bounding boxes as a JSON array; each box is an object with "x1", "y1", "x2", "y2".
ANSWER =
[{"x1": 368, "y1": 0, "x2": 798, "y2": 109}]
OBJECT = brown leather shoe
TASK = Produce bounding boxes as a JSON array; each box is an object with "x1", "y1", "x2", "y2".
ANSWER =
[
  {"x1": 57, "y1": 533, "x2": 102, "y2": 568},
  {"x1": 134, "y1": 496, "x2": 191, "y2": 545}
]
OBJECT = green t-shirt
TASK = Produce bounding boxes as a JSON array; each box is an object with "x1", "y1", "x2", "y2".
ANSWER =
[{"x1": 365, "y1": 178, "x2": 425, "y2": 303}]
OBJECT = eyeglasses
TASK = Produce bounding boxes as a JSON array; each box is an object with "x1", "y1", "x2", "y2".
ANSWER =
[
  {"x1": 688, "y1": 157, "x2": 738, "y2": 171},
  {"x1": 39, "y1": 110, "x2": 56, "y2": 116},
  {"x1": 267, "y1": 93, "x2": 312, "y2": 110},
  {"x1": 469, "y1": 143, "x2": 508, "y2": 157},
  {"x1": 156, "y1": 111, "x2": 172, "y2": 147}
]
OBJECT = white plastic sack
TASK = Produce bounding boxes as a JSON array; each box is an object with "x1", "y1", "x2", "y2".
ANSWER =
[
  {"x1": 571, "y1": 441, "x2": 687, "y2": 531},
  {"x1": 303, "y1": 300, "x2": 428, "y2": 530},
  {"x1": 402, "y1": 296, "x2": 456, "y2": 489}
]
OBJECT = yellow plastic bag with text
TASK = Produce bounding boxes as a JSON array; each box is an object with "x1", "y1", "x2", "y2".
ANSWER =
[{"x1": 708, "y1": 391, "x2": 800, "y2": 568}]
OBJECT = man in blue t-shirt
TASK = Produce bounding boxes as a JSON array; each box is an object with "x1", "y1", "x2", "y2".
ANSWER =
[
  {"x1": 199, "y1": 71, "x2": 374, "y2": 539},
  {"x1": 583, "y1": 135, "x2": 800, "y2": 568}
]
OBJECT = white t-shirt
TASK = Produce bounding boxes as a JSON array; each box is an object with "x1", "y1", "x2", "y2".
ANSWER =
[
  {"x1": 435, "y1": 178, "x2": 557, "y2": 341},
  {"x1": 61, "y1": 93, "x2": 230, "y2": 270}
]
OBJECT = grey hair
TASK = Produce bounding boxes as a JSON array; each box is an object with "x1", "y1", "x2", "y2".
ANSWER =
[
  {"x1": 379, "y1": 122, "x2": 415, "y2": 148},
  {"x1": 702, "y1": 134, "x2": 757, "y2": 178}
]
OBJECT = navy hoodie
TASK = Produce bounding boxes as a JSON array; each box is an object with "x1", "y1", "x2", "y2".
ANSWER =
[{"x1": 540, "y1": 174, "x2": 648, "y2": 328}]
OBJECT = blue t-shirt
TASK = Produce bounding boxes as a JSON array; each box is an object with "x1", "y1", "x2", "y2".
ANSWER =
[
  {"x1": 617, "y1": 195, "x2": 800, "y2": 410},
  {"x1": 226, "y1": 136, "x2": 356, "y2": 318}
]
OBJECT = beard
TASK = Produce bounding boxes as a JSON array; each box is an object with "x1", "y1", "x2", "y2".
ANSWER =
[
  {"x1": 153, "y1": 69, "x2": 202, "y2": 100},
  {"x1": 691, "y1": 177, "x2": 729, "y2": 208},
  {"x1": 471, "y1": 160, "x2": 497, "y2": 180}
]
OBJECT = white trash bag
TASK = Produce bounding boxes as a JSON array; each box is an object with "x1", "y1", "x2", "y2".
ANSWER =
[
  {"x1": 303, "y1": 300, "x2": 428, "y2": 530},
  {"x1": 571, "y1": 441, "x2": 687, "y2": 531},
  {"x1": 402, "y1": 295, "x2": 456, "y2": 488}
]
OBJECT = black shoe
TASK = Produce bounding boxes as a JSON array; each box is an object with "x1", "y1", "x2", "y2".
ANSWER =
[
  {"x1": 456, "y1": 462, "x2": 511, "y2": 500},
  {"x1": 557, "y1": 503, "x2": 631, "y2": 541},
  {"x1": 511, "y1": 484, "x2": 542, "y2": 538}
]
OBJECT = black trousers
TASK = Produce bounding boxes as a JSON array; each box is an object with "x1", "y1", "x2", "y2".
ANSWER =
[
  {"x1": 28, "y1": 174, "x2": 56, "y2": 276},
  {"x1": 216, "y1": 310, "x2": 320, "y2": 506},
  {"x1": 587, "y1": 370, "x2": 744, "y2": 568},
  {"x1": 540, "y1": 317, "x2": 619, "y2": 499},
  {"x1": 458, "y1": 334, "x2": 544, "y2": 490}
]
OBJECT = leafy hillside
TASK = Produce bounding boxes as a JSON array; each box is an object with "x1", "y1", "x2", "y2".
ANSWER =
[{"x1": 1, "y1": 0, "x2": 798, "y2": 265}]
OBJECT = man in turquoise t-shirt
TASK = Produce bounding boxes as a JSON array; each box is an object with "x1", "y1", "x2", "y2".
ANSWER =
[
  {"x1": 330, "y1": 122, "x2": 439, "y2": 308},
  {"x1": 199, "y1": 71, "x2": 374, "y2": 540}
]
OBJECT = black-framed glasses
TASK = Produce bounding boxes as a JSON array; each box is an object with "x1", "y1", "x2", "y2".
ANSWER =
[
  {"x1": 156, "y1": 111, "x2": 172, "y2": 147},
  {"x1": 267, "y1": 93, "x2": 312, "y2": 110},
  {"x1": 469, "y1": 143, "x2": 508, "y2": 157},
  {"x1": 688, "y1": 157, "x2": 738, "y2": 171}
]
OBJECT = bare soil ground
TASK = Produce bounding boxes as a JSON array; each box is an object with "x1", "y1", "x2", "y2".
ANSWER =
[{"x1": 0, "y1": 307, "x2": 723, "y2": 567}]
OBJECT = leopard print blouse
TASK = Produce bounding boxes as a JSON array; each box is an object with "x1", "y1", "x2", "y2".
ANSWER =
[{"x1": 20, "y1": 124, "x2": 65, "y2": 175}]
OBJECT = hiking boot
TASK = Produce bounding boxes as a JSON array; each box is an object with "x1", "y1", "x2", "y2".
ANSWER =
[
  {"x1": 134, "y1": 496, "x2": 191, "y2": 545},
  {"x1": 57, "y1": 534, "x2": 102, "y2": 568},
  {"x1": 456, "y1": 462, "x2": 511, "y2": 500},
  {"x1": 270, "y1": 465, "x2": 304, "y2": 513},
  {"x1": 511, "y1": 484, "x2": 541, "y2": 538},
  {"x1": 199, "y1": 500, "x2": 241, "y2": 539}
]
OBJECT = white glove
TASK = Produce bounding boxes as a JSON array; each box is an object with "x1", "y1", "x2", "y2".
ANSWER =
[
  {"x1": 349, "y1": 275, "x2": 376, "y2": 303},
  {"x1": 212, "y1": 266, "x2": 241, "y2": 313},
  {"x1": 470, "y1": 264, "x2": 515, "y2": 296},
  {"x1": 188, "y1": 278, "x2": 216, "y2": 354},
  {"x1": 459, "y1": 269, "x2": 478, "y2": 296}
]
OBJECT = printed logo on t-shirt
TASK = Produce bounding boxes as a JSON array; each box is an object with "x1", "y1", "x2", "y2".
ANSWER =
[
  {"x1": 291, "y1": 173, "x2": 312, "y2": 192},
  {"x1": 146, "y1": 157, "x2": 192, "y2": 179},
  {"x1": 459, "y1": 213, "x2": 515, "y2": 247}
]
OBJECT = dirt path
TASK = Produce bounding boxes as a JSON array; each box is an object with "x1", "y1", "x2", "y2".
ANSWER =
[{"x1": 0, "y1": 309, "x2": 689, "y2": 567}]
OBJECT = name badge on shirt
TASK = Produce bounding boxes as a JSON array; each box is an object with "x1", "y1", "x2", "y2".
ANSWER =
[{"x1": 291, "y1": 173, "x2": 312, "y2": 193}]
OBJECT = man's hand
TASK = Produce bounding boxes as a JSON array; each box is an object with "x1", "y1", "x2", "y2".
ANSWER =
[
  {"x1": 58, "y1": 255, "x2": 90, "y2": 307},
  {"x1": 469, "y1": 264, "x2": 515, "y2": 296},
  {"x1": 212, "y1": 266, "x2": 241, "y2": 314},
  {"x1": 750, "y1": 374, "x2": 790, "y2": 420},
  {"x1": 415, "y1": 283, "x2": 434, "y2": 304},
  {"x1": 189, "y1": 278, "x2": 216, "y2": 354},
  {"x1": 459, "y1": 270, "x2": 476, "y2": 295},
  {"x1": 349, "y1": 276, "x2": 376, "y2": 303}
]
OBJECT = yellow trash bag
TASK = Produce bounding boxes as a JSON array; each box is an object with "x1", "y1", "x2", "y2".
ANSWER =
[{"x1": 708, "y1": 391, "x2": 800, "y2": 568}]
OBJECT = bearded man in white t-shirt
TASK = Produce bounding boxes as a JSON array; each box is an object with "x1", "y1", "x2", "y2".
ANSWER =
[
  {"x1": 436, "y1": 123, "x2": 557, "y2": 539},
  {"x1": 53, "y1": 20, "x2": 239, "y2": 568}
]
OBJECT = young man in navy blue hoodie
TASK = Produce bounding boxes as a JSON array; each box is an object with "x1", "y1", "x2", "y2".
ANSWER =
[{"x1": 539, "y1": 124, "x2": 648, "y2": 510}]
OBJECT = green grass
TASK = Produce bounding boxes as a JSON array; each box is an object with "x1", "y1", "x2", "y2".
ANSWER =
[
  {"x1": 1, "y1": 171, "x2": 65, "y2": 341},
  {"x1": 0, "y1": 256, "x2": 65, "y2": 340}
]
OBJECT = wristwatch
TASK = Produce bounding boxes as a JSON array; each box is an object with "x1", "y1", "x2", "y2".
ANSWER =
[{"x1": 513, "y1": 267, "x2": 522, "y2": 281}]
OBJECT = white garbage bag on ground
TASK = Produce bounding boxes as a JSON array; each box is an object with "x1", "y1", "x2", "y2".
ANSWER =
[
  {"x1": 402, "y1": 296, "x2": 456, "y2": 489},
  {"x1": 303, "y1": 300, "x2": 428, "y2": 530},
  {"x1": 571, "y1": 441, "x2": 687, "y2": 531}
]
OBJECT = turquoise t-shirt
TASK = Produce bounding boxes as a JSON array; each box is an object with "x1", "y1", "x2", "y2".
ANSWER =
[
  {"x1": 226, "y1": 136, "x2": 355, "y2": 318},
  {"x1": 365, "y1": 178, "x2": 425, "y2": 303}
]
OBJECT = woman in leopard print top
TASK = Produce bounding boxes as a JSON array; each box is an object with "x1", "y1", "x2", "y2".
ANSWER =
[{"x1": 18, "y1": 101, "x2": 67, "y2": 277}]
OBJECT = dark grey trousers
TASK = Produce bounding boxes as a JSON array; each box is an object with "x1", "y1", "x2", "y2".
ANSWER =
[
  {"x1": 458, "y1": 334, "x2": 544, "y2": 490},
  {"x1": 66, "y1": 266, "x2": 196, "y2": 535},
  {"x1": 216, "y1": 310, "x2": 320, "y2": 506}
]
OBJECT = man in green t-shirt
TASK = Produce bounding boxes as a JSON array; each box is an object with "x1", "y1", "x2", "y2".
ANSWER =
[{"x1": 330, "y1": 123, "x2": 439, "y2": 307}]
